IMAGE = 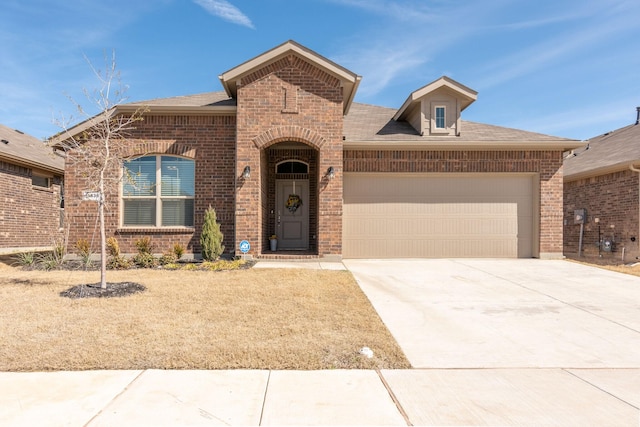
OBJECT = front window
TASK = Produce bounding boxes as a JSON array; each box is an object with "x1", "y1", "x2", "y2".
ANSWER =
[
  {"x1": 435, "y1": 106, "x2": 446, "y2": 129},
  {"x1": 122, "y1": 155, "x2": 195, "y2": 227}
]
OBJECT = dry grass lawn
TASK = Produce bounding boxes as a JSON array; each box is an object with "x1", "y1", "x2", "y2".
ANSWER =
[{"x1": 0, "y1": 263, "x2": 410, "y2": 371}]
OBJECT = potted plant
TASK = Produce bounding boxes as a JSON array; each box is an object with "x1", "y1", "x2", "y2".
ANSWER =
[{"x1": 270, "y1": 234, "x2": 278, "y2": 251}]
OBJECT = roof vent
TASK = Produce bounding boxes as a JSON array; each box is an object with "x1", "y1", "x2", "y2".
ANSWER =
[
  {"x1": 1, "y1": 139, "x2": 8, "y2": 144},
  {"x1": 636, "y1": 106, "x2": 640, "y2": 125}
]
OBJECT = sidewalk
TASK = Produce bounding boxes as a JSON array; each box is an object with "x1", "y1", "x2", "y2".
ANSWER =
[{"x1": 2, "y1": 368, "x2": 639, "y2": 426}]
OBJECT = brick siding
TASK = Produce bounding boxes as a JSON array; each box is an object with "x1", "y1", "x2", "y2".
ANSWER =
[
  {"x1": 564, "y1": 169, "x2": 640, "y2": 262},
  {"x1": 64, "y1": 115, "x2": 236, "y2": 256},
  {"x1": 0, "y1": 160, "x2": 63, "y2": 250},
  {"x1": 235, "y1": 54, "x2": 343, "y2": 257}
]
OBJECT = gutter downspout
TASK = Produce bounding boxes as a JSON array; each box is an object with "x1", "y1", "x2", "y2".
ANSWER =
[{"x1": 629, "y1": 164, "x2": 640, "y2": 261}]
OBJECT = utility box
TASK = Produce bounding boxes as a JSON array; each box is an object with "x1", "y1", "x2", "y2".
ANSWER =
[
  {"x1": 603, "y1": 239, "x2": 613, "y2": 252},
  {"x1": 574, "y1": 209, "x2": 586, "y2": 225}
]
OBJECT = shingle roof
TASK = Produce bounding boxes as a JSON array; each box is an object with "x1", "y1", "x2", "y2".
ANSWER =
[
  {"x1": 122, "y1": 92, "x2": 579, "y2": 149},
  {"x1": 344, "y1": 102, "x2": 577, "y2": 144},
  {"x1": 125, "y1": 91, "x2": 235, "y2": 108},
  {"x1": 564, "y1": 123, "x2": 640, "y2": 180},
  {"x1": 0, "y1": 124, "x2": 64, "y2": 173}
]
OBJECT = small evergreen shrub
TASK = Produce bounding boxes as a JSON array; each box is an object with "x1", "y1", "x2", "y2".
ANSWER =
[{"x1": 200, "y1": 206, "x2": 224, "y2": 261}]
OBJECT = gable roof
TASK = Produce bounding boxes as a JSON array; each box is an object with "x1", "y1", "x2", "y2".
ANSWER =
[
  {"x1": 0, "y1": 124, "x2": 64, "y2": 173},
  {"x1": 219, "y1": 40, "x2": 361, "y2": 115},
  {"x1": 345, "y1": 103, "x2": 582, "y2": 150},
  {"x1": 564, "y1": 122, "x2": 640, "y2": 180},
  {"x1": 394, "y1": 76, "x2": 478, "y2": 122}
]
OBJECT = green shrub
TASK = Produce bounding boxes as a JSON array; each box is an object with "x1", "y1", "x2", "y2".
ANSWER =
[
  {"x1": 13, "y1": 252, "x2": 35, "y2": 267},
  {"x1": 200, "y1": 206, "x2": 224, "y2": 261},
  {"x1": 38, "y1": 252, "x2": 62, "y2": 270},
  {"x1": 132, "y1": 252, "x2": 158, "y2": 268},
  {"x1": 107, "y1": 255, "x2": 131, "y2": 270},
  {"x1": 158, "y1": 252, "x2": 177, "y2": 266}
]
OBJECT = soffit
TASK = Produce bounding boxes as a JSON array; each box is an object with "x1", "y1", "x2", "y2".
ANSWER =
[{"x1": 219, "y1": 40, "x2": 361, "y2": 115}]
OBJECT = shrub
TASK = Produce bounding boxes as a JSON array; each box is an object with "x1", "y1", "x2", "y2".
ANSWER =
[
  {"x1": 106, "y1": 237, "x2": 130, "y2": 269},
  {"x1": 107, "y1": 255, "x2": 131, "y2": 270},
  {"x1": 172, "y1": 243, "x2": 185, "y2": 259},
  {"x1": 158, "y1": 252, "x2": 177, "y2": 266},
  {"x1": 13, "y1": 252, "x2": 35, "y2": 268},
  {"x1": 38, "y1": 252, "x2": 62, "y2": 270},
  {"x1": 106, "y1": 237, "x2": 121, "y2": 257},
  {"x1": 200, "y1": 206, "x2": 224, "y2": 261},
  {"x1": 135, "y1": 236, "x2": 154, "y2": 255},
  {"x1": 132, "y1": 252, "x2": 158, "y2": 268},
  {"x1": 76, "y1": 239, "x2": 93, "y2": 267}
]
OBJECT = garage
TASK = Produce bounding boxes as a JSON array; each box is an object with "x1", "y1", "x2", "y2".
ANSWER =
[{"x1": 342, "y1": 173, "x2": 538, "y2": 258}]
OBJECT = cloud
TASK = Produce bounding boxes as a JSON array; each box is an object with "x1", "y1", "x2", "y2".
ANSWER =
[{"x1": 193, "y1": 0, "x2": 255, "y2": 29}]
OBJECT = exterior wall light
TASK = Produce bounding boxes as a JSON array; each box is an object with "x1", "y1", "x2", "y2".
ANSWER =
[
  {"x1": 326, "y1": 166, "x2": 335, "y2": 180},
  {"x1": 242, "y1": 166, "x2": 251, "y2": 179}
]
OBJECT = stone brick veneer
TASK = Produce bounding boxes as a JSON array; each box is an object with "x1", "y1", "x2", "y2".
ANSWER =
[
  {"x1": 344, "y1": 149, "x2": 565, "y2": 258},
  {"x1": 0, "y1": 160, "x2": 63, "y2": 250},
  {"x1": 564, "y1": 169, "x2": 640, "y2": 261}
]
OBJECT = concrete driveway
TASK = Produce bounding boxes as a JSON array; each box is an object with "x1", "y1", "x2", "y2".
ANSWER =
[{"x1": 344, "y1": 258, "x2": 640, "y2": 368}]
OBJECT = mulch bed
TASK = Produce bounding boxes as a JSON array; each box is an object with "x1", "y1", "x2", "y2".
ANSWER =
[{"x1": 60, "y1": 282, "x2": 146, "y2": 299}]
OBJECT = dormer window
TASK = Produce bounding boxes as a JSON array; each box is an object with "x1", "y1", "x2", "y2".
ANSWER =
[{"x1": 435, "y1": 106, "x2": 446, "y2": 129}]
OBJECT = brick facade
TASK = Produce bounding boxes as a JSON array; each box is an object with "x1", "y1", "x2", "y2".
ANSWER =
[
  {"x1": 344, "y1": 149, "x2": 565, "y2": 257},
  {"x1": 234, "y1": 54, "x2": 343, "y2": 257},
  {"x1": 564, "y1": 170, "x2": 640, "y2": 261},
  {"x1": 64, "y1": 115, "x2": 236, "y2": 256},
  {"x1": 61, "y1": 42, "x2": 570, "y2": 260},
  {"x1": 0, "y1": 160, "x2": 63, "y2": 250}
]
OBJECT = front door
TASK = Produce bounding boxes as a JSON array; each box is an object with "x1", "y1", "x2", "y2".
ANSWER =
[{"x1": 276, "y1": 179, "x2": 309, "y2": 250}]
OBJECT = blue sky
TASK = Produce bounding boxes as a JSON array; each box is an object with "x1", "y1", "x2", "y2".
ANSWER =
[{"x1": 2, "y1": 0, "x2": 639, "y2": 141}]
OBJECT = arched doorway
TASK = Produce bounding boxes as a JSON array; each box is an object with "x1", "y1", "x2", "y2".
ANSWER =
[{"x1": 263, "y1": 143, "x2": 318, "y2": 254}]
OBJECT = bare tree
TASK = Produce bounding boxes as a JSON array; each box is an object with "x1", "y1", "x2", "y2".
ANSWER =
[{"x1": 52, "y1": 51, "x2": 147, "y2": 289}]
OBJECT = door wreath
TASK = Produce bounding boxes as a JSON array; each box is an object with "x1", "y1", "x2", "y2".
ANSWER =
[{"x1": 286, "y1": 194, "x2": 302, "y2": 213}]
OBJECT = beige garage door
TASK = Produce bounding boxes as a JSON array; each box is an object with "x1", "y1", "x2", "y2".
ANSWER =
[{"x1": 343, "y1": 173, "x2": 537, "y2": 258}]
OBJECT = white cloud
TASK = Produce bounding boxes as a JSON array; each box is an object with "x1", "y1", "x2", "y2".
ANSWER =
[{"x1": 193, "y1": 0, "x2": 255, "y2": 29}]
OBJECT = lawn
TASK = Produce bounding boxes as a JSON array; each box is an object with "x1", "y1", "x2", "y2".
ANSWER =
[{"x1": 0, "y1": 262, "x2": 410, "y2": 371}]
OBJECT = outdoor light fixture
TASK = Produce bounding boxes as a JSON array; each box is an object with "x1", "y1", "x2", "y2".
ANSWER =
[
  {"x1": 242, "y1": 166, "x2": 251, "y2": 179},
  {"x1": 326, "y1": 166, "x2": 335, "y2": 180}
]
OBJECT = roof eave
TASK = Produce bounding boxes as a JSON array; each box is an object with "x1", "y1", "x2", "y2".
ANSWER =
[
  {"x1": 564, "y1": 161, "x2": 640, "y2": 182},
  {"x1": 0, "y1": 152, "x2": 64, "y2": 174},
  {"x1": 344, "y1": 139, "x2": 585, "y2": 151}
]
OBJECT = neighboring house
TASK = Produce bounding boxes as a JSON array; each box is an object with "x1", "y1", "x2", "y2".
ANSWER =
[
  {"x1": 54, "y1": 40, "x2": 581, "y2": 260},
  {"x1": 0, "y1": 124, "x2": 64, "y2": 254},
  {"x1": 564, "y1": 109, "x2": 640, "y2": 262}
]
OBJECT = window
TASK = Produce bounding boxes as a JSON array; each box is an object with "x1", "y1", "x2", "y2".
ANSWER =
[
  {"x1": 276, "y1": 160, "x2": 308, "y2": 174},
  {"x1": 122, "y1": 156, "x2": 195, "y2": 227},
  {"x1": 32, "y1": 175, "x2": 50, "y2": 188},
  {"x1": 435, "y1": 106, "x2": 446, "y2": 129}
]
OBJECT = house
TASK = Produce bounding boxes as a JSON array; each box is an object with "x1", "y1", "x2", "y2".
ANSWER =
[
  {"x1": 564, "y1": 108, "x2": 640, "y2": 262},
  {"x1": 55, "y1": 40, "x2": 582, "y2": 260},
  {"x1": 0, "y1": 124, "x2": 64, "y2": 254}
]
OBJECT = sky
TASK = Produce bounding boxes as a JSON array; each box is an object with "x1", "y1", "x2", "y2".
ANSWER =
[{"x1": 2, "y1": 0, "x2": 639, "y2": 142}]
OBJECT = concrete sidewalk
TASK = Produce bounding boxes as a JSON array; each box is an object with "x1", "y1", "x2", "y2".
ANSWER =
[{"x1": 2, "y1": 368, "x2": 639, "y2": 426}]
